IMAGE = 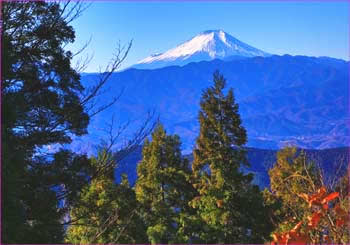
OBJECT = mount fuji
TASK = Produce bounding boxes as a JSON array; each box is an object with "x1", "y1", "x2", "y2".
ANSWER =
[{"x1": 132, "y1": 30, "x2": 271, "y2": 69}]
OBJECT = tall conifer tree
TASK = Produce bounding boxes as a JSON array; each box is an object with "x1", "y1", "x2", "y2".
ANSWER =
[
  {"x1": 190, "y1": 71, "x2": 272, "y2": 243},
  {"x1": 2, "y1": 2, "x2": 134, "y2": 242},
  {"x1": 135, "y1": 124, "x2": 195, "y2": 244}
]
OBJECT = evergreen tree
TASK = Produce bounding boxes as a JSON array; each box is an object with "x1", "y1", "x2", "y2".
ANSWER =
[
  {"x1": 65, "y1": 150, "x2": 148, "y2": 244},
  {"x1": 2, "y1": 2, "x2": 90, "y2": 242},
  {"x1": 135, "y1": 124, "x2": 195, "y2": 244},
  {"x1": 2, "y1": 2, "x2": 132, "y2": 242},
  {"x1": 190, "y1": 71, "x2": 272, "y2": 243}
]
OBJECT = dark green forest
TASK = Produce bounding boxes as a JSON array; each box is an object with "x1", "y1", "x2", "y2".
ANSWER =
[{"x1": 2, "y1": 2, "x2": 349, "y2": 244}]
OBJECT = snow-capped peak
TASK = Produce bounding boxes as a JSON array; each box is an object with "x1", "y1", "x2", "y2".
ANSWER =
[{"x1": 133, "y1": 30, "x2": 271, "y2": 69}]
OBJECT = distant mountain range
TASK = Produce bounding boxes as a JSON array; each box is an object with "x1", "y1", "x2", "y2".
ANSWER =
[
  {"x1": 114, "y1": 146, "x2": 349, "y2": 189},
  {"x1": 80, "y1": 54, "x2": 348, "y2": 151},
  {"x1": 132, "y1": 30, "x2": 270, "y2": 69}
]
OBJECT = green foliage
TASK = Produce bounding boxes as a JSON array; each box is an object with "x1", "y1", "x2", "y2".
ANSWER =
[
  {"x1": 135, "y1": 124, "x2": 195, "y2": 244},
  {"x1": 2, "y1": 1, "x2": 91, "y2": 242},
  {"x1": 65, "y1": 150, "x2": 148, "y2": 244},
  {"x1": 190, "y1": 71, "x2": 273, "y2": 243},
  {"x1": 265, "y1": 147, "x2": 320, "y2": 234}
]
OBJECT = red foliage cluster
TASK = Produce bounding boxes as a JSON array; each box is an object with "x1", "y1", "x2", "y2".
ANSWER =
[
  {"x1": 272, "y1": 221, "x2": 308, "y2": 245},
  {"x1": 272, "y1": 186, "x2": 348, "y2": 245}
]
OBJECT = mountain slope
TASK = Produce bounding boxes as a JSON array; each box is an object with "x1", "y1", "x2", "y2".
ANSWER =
[
  {"x1": 115, "y1": 146, "x2": 349, "y2": 188},
  {"x1": 79, "y1": 55, "x2": 348, "y2": 152},
  {"x1": 133, "y1": 30, "x2": 271, "y2": 69}
]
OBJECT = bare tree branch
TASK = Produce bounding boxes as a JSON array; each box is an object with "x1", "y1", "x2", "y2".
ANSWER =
[
  {"x1": 80, "y1": 40, "x2": 133, "y2": 117},
  {"x1": 59, "y1": 111, "x2": 157, "y2": 226}
]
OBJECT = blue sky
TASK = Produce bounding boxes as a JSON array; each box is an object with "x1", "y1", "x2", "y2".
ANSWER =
[{"x1": 66, "y1": 1, "x2": 349, "y2": 72}]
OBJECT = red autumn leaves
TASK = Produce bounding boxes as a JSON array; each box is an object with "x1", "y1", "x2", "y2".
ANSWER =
[
  {"x1": 307, "y1": 210, "x2": 322, "y2": 228},
  {"x1": 298, "y1": 187, "x2": 338, "y2": 209},
  {"x1": 273, "y1": 186, "x2": 348, "y2": 245},
  {"x1": 272, "y1": 221, "x2": 308, "y2": 245}
]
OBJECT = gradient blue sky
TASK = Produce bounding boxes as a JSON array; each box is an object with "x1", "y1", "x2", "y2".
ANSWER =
[{"x1": 66, "y1": 1, "x2": 349, "y2": 72}]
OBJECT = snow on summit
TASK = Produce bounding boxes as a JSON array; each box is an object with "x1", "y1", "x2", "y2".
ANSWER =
[{"x1": 132, "y1": 30, "x2": 271, "y2": 69}]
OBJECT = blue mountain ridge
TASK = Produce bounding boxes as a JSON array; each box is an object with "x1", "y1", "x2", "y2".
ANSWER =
[
  {"x1": 114, "y1": 146, "x2": 349, "y2": 189},
  {"x1": 78, "y1": 54, "x2": 349, "y2": 153}
]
